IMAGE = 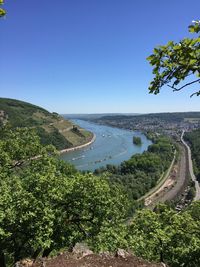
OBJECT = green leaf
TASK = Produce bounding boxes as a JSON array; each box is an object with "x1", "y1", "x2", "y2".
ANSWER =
[{"x1": 0, "y1": 8, "x2": 6, "y2": 17}]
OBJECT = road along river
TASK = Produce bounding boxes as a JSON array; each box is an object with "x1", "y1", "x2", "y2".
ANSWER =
[{"x1": 60, "y1": 120, "x2": 152, "y2": 171}]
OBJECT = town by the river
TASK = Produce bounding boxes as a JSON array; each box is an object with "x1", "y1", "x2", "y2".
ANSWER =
[{"x1": 60, "y1": 119, "x2": 152, "y2": 171}]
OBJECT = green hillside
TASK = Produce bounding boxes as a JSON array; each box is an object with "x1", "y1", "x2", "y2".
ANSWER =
[{"x1": 0, "y1": 98, "x2": 93, "y2": 150}]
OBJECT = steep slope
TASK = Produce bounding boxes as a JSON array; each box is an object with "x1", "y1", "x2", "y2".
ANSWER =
[{"x1": 0, "y1": 98, "x2": 93, "y2": 150}]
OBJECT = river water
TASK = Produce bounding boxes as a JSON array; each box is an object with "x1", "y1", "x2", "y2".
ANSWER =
[{"x1": 60, "y1": 119, "x2": 152, "y2": 171}]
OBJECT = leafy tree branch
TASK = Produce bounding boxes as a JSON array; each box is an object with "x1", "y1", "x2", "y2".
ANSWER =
[
  {"x1": 147, "y1": 20, "x2": 200, "y2": 97},
  {"x1": 0, "y1": 0, "x2": 6, "y2": 17}
]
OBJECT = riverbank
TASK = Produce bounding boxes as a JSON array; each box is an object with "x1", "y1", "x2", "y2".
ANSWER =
[{"x1": 59, "y1": 133, "x2": 96, "y2": 154}]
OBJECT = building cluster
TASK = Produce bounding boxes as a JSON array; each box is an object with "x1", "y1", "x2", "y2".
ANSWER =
[{"x1": 96, "y1": 116, "x2": 200, "y2": 134}]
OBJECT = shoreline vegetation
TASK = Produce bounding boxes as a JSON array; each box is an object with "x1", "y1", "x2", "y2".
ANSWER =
[{"x1": 59, "y1": 132, "x2": 96, "y2": 154}]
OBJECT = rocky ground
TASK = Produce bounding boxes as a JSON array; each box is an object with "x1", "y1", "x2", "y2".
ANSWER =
[{"x1": 17, "y1": 245, "x2": 166, "y2": 267}]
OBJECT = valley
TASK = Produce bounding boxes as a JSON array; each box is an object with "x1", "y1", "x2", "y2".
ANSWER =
[{"x1": 0, "y1": 99, "x2": 200, "y2": 267}]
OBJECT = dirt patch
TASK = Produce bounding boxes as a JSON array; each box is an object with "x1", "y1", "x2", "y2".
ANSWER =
[{"x1": 18, "y1": 252, "x2": 165, "y2": 267}]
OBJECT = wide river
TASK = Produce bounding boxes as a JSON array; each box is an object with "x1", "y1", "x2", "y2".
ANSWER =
[{"x1": 60, "y1": 119, "x2": 152, "y2": 171}]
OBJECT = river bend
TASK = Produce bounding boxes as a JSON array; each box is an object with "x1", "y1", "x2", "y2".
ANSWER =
[{"x1": 60, "y1": 119, "x2": 152, "y2": 171}]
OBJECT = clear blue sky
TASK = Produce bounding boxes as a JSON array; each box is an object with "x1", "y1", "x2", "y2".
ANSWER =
[{"x1": 0, "y1": 0, "x2": 199, "y2": 114}]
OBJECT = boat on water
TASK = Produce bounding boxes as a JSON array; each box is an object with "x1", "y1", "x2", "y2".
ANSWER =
[{"x1": 71, "y1": 155, "x2": 85, "y2": 161}]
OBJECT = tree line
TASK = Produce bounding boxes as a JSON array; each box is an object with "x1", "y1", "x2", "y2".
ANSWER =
[
  {"x1": 184, "y1": 129, "x2": 200, "y2": 182},
  {"x1": 0, "y1": 127, "x2": 128, "y2": 266}
]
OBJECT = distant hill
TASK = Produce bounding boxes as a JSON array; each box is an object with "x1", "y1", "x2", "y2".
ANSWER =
[
  {"x1": 63, "y1": 113, "x2": 140, "y2": 120},
  {"x1": 0, "y1": 98, "x2": 93, "y2": 150},
  {"x1": 94, "y1": 112, "x2": 200, "y2": 122},
  {"x1": 89, "y1": 111, "x2": 200, "y2": 132}
]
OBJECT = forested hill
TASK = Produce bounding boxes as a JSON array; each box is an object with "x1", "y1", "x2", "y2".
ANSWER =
[
  {"x1": 93, "y1": 112, "x2": 200, "y2": 123},
  {"x1": 90, "y1": 112, "x2": 200, "y2": 131},
  {"x1": 0, "y1": 98, "x2": 93, "y2": 150}
]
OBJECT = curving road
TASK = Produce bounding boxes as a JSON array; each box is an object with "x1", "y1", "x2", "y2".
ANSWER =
[{"x1": 181, "y1": 130, "x2": 200, "y2": 201}]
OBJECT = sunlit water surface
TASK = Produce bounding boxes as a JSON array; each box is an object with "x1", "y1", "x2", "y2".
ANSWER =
[{"x1": 60, "y1": 119, "x2": 152, "y2": 171}]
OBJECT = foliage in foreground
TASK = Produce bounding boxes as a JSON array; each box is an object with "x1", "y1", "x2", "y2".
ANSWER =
[
  {"x1": 128, "y1": 202, "x2": 200, "y2": 267},
  {"x1": 147, "y1": 21, "x2": 200, "y2": 96},
  {"x1": 0, "y1": 127, "x2": 128, "y2": 266},
  {"x1": 0, "y1": 0, "x2": 6, "y2": 17},
  {"x1": 0, "y1": 127, "x2": 200, "y2": 267}
]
